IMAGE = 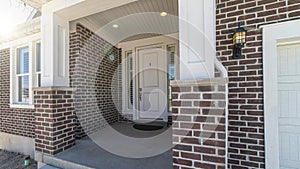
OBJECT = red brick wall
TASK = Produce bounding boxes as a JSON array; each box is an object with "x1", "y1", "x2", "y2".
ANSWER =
[
  {"x1": 69, "y1": 24, "x2": 122, "y2": 138},
  {"x1": 34, "y1": 87, "x2": 75, "y2": 155},
  {"x1": 172, "y1": 78, "x2": 227, "y2": 169},
  {"x1": 0, "y1": 48, "x2": 35, "y2": 138},
  {"x1": 216, "y1": 0, "x2": 300, "y2": 168}
]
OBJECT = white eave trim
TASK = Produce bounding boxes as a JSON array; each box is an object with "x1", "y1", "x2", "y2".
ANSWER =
[
  {"x1": 259, "y1": 18, "x2": 300, "y2": 29},
  {"x1": 0, "y1": 17, "x2": 41, "y2": 46},
  {"x1": 21, "y1": 0, "x2": 52, "y2": 10}
]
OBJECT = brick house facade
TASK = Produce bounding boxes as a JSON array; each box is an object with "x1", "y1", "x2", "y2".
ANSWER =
[
  {"x1": 0, "y1": 0, "x2": 299, "y2": 168},
  {"x1": 34, "y1": 87, "x2": 76, "y2": 155},
  {"x1": 0, "y1": 49, "x2": 35, "y2": 138},
  {"x1": 69, "y1": 24, "x2": 122, "y2": 139},
  {"x1": 172, "y1": 78, "x2": 227, "y2": 169},
  {"x1": 216, "y1": 0, "x2": 300, "y2": 168}
]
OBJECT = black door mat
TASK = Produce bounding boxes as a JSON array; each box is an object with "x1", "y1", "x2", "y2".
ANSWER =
[{"x1": 133, "y1": 124, "x2": 164, "y2": 131}]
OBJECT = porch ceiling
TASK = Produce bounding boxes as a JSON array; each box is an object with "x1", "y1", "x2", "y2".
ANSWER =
[{"x1": 70, "y1": 0, "x2": 179, "y2": 44}]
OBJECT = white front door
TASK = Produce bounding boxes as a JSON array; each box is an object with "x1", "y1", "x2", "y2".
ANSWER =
[
  {"x1": 278, "y1": 43, "x2": 300, "y2": 169},
  {"x1": 137, "y1": 46, "x2": 167, "y2": 120}
]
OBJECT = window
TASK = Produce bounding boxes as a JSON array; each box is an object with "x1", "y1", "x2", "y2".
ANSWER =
[
  {"x1": 11, "y1": 40, "x2": 41, "y2": 107},
  {"x1": 126, "y1": 51, "x2": 134, "y2": 109},
  {"x1": 167, "y1": 45, "x2": 177, "y2": 112},
  {"x1": 168, "y1": 46, "x2": 176, "y2": 81},
  {"x1": 36, "y1": 42, "x2": 41, "y2": 87},
  {"x1": 17, "y1": 47, "x2": 30, "y2": 103}
]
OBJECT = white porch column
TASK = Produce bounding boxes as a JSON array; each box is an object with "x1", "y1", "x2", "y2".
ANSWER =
[
  {"x1": 41, "y1": 8, "x2": 70, "y2": 87},
  {"x1": 179, "y1": 0, "x2": 216, "y2": 80}
]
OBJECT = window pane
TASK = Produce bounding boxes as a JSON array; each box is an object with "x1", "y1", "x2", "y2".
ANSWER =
[
  {"x1": 36, "y1": 43, "x2": 41, "y2": 72},
  {"x1": 168, "y1": 46, "x2": 176, "y2": 81},
  {"x1": 18, "y1": 76, "x2": 29, "y2": 103},
  {"x1": 167, "y1": 46, "x2": 176, "y2": 112},
  {"x1": 17, "y1": 47, "x2": 29, "y2": 74},
  {"x1": 127, "y1": 52, "x2": 133, "y2": 109}
]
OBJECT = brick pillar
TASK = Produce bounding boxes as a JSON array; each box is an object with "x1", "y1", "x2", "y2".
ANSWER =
[
  {"x1": 172, "y1": 78, "x2": 227, "y2": 169},
  {"x1": 34, "y1": 87, "x2": 75, "y2": 155}
]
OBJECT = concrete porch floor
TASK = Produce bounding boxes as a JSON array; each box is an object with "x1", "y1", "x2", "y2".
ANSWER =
[{"x1": 55, "y1": 122, "x2": 173, "y2": 169}]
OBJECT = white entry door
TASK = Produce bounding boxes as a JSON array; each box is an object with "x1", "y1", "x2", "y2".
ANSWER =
[
  {"x1": 137, "y1": 46, "x2": 167, "y2": 120},
  {"x1": 278, "y1": 43, "x2": 300, "y2": 169}
]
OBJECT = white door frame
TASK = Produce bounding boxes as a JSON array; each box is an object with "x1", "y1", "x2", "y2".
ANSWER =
[
  {"x1": 119, "y1": 35, "x2": 179, "y2": 121},
  {"x1": 263, "y1": 20, "x2": 300, "y2": 169}
]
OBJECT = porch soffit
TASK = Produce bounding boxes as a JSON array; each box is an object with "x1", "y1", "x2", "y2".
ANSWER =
[
  {"x1": 21, "y1": 0, "x2": 52, "y2": 10},
  {"x1": 70, "y1": 0, "x2": 179, "y2": 43}
]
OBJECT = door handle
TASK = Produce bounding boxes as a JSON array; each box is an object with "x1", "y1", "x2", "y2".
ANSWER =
[{"x1": 138, "y1": 88, "x2": 142, "y2": 101}]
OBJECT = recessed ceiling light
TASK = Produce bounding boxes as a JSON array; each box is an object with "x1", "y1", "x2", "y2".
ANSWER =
[
  {"x1": 113, "y1": 24, "x2": 119, "y2": 28},
  {"x1": 160, "y1": 12, "x2": 168, "y2": 17}
]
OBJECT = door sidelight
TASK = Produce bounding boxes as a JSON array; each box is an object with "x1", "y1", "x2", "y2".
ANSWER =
[{"x1": 138, "y1": 88, "x2": 142, "y2": 101}]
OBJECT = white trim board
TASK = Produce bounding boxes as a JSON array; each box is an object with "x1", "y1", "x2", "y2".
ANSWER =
[
  {"x1": 0, "y1": 17, "x2": 40, "y2": 46},
  {"x1": 9, "y1": 33, "x2": 41, "y2": 109},
  {"x1": 263, "y1": 19, "x2": 300, "y2": 169},
  {"x1": 0, "y1": 33, "x2": 41, "y2": 50}
]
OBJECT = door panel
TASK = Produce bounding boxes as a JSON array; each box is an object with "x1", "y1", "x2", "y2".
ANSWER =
[
  {"x1": 138, "y1": 46, "x2": 167, "y2": 120},
  {"x1": 142, "y1": 53, "x2": 159, "y2": 87},
  {"x1": 142, "y1": 92, "x2": 159, "y2": 112},
  {"x1": 278, "y1": 43, "x2": 300, "y2": 169}
]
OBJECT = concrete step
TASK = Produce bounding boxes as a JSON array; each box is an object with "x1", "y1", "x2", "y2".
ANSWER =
[
  {"x1": 36, "y1": 151, "x2": 94, "y2": 169},
  {"x1": 40, "y1": 165, "x2": 61, "y2": 169}
]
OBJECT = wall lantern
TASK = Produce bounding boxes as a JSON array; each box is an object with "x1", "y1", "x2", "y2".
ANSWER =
[{"x1": 232, "y1": 23, "x2": 247, "y2": 59}]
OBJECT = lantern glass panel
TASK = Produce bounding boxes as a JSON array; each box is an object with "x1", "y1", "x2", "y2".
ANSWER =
[{"x1": 233, "y1": 31, "x2": 246, "y2": 45}]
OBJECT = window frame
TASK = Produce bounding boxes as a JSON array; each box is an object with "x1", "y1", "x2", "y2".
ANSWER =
[
  {"x1": 167, "y1": 44, "x2": 179, "y2": 112},
  {"x1": 35, "y1": 41, "x2": 42, "y2": 87},
  {"x1": 16, "y1": 46, "x2": 30, "y2": 104},
  {"x1": 9, "y1": 35, "x2": 41, "y2": 109},
  {"x1": 125, "y1": 50, "x2": 134, "y2": 110}
]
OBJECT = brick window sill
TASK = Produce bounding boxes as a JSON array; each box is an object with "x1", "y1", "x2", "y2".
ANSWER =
[{"x1": 10, "y1": 104, "x2": 35, "y2": 109}]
